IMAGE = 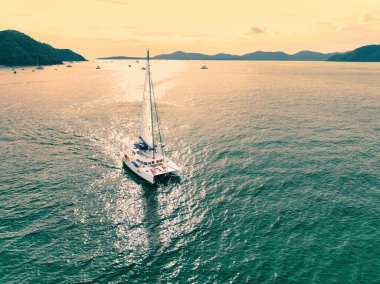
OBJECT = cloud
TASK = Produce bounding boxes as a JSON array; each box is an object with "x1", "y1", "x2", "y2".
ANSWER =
[
  {"x1": 13, "y1": 13, "x2": 31, "y2": 17},
  {"x1": 283, "y1": 13, "x2": 298, "y2": 17},
  {"x1": 247, "y1": 26, "x2": 265, "y2": 35},
  {"x1": 181, "y1": 32, "x2": 210, "y2": 37},
  {"x1": 316, "y1": 21, "x2": 339, "y2": 31},
  {"x1": 362, "y1": 13, "x2": 380, "y2": 23},
  {"x1": 133, "y1": 31, "x2": 174, "y2": 36},
  {"x1": 98, "y1": 0, "x2": 128, "y2": 5},
  {"x1": 131, "y1": 31, "x2": 210, "y2": 38}
]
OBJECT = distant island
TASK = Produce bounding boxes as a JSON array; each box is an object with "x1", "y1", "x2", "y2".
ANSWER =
[
  {"x1": 99, "y1": 50, "x2": 338, "y2": 61},
  {"x1": 328, "y1": 45, "x2": 380, "y2": 62},
  {"x1": 100, "y1": 45, "x2": 380, "y2": 62},
  {"x1": 100, "y1": 56, "x2": 146, "y2": 60},
  {"x1": 0, "y1": 30, "x2": 86, "y2": 66}
]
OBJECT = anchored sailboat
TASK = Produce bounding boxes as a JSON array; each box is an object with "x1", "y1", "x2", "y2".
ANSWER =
[
  {"x1": 36, "y1": 57, "x2": 44, "y2": 70},
  {"x1": 123, "y1": 50, "x2": 179, "y2": 184},
  {"x1": 201, "y1": 60, "x2": 208, "y2": 70}
]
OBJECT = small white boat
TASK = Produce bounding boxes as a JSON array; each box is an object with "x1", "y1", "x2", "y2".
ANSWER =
[{"x1": 123, "y1": 50, "x2": 179, "y2": 184}]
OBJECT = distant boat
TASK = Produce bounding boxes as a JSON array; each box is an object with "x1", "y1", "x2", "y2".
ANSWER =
[
  {"x1": 36, "y1": 57, "x2": 44, "y2": 70},
  {"x1": 200, "y1": 60, "x2": 208, "y2": 69},
  {"x1": 201, "y1": 61, "x2": 208, "y2": 69},
  {"x1": 123, "y1": 50, "x2": 179, "y2": 184}
]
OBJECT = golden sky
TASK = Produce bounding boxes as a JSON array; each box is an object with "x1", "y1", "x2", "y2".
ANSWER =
[{"x1": 1, "y1": 0, "x2": 380, "y2": 58}]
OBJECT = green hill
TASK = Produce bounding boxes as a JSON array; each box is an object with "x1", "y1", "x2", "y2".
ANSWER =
[
  {"x1": 328, "y1": 45, "x2": 380, "y2": 62},
  {"x1": 0, "y1": 30, "x2": 86, "y2": 66}
]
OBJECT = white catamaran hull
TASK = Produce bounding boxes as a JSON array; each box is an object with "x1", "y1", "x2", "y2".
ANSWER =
[
  {"x1": 123, "y1": 157, "x2": 155, "y2": 183},
  {"x1": 123, "y1": 155, "x2": 178, "y2": 184}
]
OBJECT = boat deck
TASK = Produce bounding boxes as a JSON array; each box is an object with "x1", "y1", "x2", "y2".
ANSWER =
[{"x1": 124, "y1": 147, "x2": 178, "y2": 179}]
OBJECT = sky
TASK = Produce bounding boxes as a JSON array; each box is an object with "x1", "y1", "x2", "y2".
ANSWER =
[{"x1": 1, "y1": 0, "x2": 380, "y2": 58}]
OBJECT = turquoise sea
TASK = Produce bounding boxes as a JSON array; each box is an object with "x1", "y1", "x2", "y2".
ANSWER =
[{"x1": 0, "y1": 60, "x2": 379, "y2": 283}]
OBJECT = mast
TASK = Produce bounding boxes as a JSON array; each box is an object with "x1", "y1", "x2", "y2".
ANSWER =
[{"x1": 147, "y1": 50, "x2": 155, "y2": 158}]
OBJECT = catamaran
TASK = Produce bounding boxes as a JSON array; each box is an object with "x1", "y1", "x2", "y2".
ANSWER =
[{"x1": 123, "y1": 50, "x2": 179, "y2": 184}]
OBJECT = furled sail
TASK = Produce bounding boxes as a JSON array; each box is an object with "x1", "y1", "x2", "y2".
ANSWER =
[{"x1": 140, "y1": 52, "x2": 154, "y2": 149}]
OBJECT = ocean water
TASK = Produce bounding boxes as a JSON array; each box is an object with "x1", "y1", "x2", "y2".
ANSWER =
[{"x1": 0, "y1": 60, "x2": 379, "y2": 283}]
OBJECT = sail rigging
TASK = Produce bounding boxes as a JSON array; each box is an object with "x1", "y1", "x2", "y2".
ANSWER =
[{"x1": 140, "y1": 51, "x2": 155, "y2": 149}]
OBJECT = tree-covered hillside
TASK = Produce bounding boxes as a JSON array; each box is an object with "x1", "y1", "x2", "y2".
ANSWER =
[{"x1": 0, "y1": 30, "x2": 86, "y2": 66}]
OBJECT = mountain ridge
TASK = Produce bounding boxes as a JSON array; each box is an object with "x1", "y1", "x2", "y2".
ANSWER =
[
  {"x1": 99, "y1": 50, "x2": 338, "y2": 61},
  {"x1": 328, "y1": 45, "x2": 380, "y2": 62},
  {"x1": 0, "y1": 30, "x2": 86, "y2": 66}
]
